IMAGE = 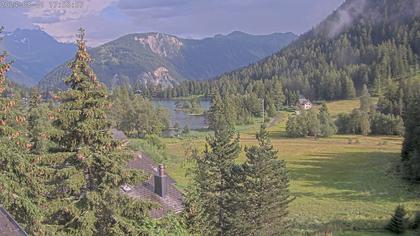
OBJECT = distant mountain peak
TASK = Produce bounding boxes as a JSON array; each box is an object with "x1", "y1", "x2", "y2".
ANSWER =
[
  {"x1": 35, "y1": 31, "x2": 297, "y2": 90},
  {"x1": 227, "y1": 31, "x2": 250, "y2": 37},
  {"x1": 0, "y1": 29, "x2": 76, "y2": 86},
  {"x1": 8, "y1": 28, "x2": 60, "y2": 43},
  {"x1": 133, "y1": 33, "x2": 183, "y2": 58}
]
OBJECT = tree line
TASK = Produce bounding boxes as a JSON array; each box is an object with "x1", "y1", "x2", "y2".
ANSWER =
[
  {"x1": 286, "y1": 103, "x2": 337, "y2": 138},
  {"x1": 151, "y1": 0, "x2": 420, "y2": 110},
  {"x1": 335, "y1": 85, "x2": 404, "y2": 136},
  {"x1": 110, "y1": 86, "x2": 170, "y2": 138},
  {"x1": 286, "y1": 84, "x2": 405, "y2": 138}
]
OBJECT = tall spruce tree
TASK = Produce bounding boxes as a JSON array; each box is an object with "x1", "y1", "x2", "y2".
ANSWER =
[
  {"x1": 237, "y1": 125, "x2": 291, "y2": 236},
  {"x1": 359, "y1": 85, "x2": 371, "y2": 136},
  {"x1": 47, "y1": 28, "x2": 149, "y2": 235},
  {"x1": 207, "y1": 91, "x2": 235, "y2": 131},
  {"x1": 319, "y1": 103, "x2": 337, "y2": 137},
  {"x1": 360, "y1": 84, "x2": 371, "y2": 113},
  {"x1": 188, "y1": 92, "x2": 241, "y2": 235},
  {"x1": 54, "y1": 28, "x2": 113, "y2": 152},
  {"x1": 28, "y1": 88, "x2": 55, "y2": 154},
  {"x1": 386, "y1": 205, "x2": 408, "y2": 234},
  {"x1": 360, "y1": 112, "x2": 371, "y2": 136},
  {"x1": 401, "y1": 94, "x2": 420, "y2": 181},
  {"x1": 0, "y1": 31, "x2": 44, "y2": 234},
  {"x1": 306, "y1": 109, "x2": 321, "y2": 137}
]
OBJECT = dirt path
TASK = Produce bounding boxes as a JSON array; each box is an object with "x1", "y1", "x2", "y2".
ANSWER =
[{"x1": 267, "y1": 112, "x2": 284, "y2": 128}]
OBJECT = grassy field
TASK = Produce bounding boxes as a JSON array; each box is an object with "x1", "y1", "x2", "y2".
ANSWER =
[{"x1": 132, "y1": 99, "x2": 420, "y2": 235}]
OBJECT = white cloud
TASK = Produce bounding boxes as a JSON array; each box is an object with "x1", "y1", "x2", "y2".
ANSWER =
[
  {"x1": 1, "y1": 0, "x2": 345, "y2": 46},
  {"x1": 25, "y1": 0, "x2": 116, "y2": 21},
  {"x1": 18, "y1": 0, "x2": 117, "y2": 45}
]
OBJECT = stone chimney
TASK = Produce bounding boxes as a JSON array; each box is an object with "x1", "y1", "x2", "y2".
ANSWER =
[{"x1": 154, "y1": 164, "x2": 167, "y2": 197}]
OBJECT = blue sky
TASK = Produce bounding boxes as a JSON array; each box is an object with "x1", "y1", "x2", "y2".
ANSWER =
[{"x1": 0, "y1": 0, "x2": 345, "y2": 46}]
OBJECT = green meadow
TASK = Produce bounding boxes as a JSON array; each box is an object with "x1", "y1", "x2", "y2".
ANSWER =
[{"x1": 131, "y1": 99, "x2": 420, "y2": 235}]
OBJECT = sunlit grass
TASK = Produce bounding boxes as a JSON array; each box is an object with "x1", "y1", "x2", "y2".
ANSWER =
[
  {"x1": 313, "y1": 97, "x2": 379, "y2": 118},
  {"x1": 130, "y1": 99, "x2": 420, "y2": 235}
]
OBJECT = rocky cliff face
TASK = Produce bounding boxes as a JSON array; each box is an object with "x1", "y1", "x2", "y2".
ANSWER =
[
  {"x1": 142, "y1": 67, "x2": 178, "y2": 87},
  {"x1": 134, "y1": 33, "x2": 183, "y2": 58}
]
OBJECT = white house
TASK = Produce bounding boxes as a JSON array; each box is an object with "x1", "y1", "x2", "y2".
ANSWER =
[{"x1": 298, "y1": 98, "x2": 313, "y2": 110}]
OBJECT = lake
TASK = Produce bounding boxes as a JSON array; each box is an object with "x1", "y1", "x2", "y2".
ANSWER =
[{"x1": 152, "y1": 99, "x2": 211, "y2": 130}]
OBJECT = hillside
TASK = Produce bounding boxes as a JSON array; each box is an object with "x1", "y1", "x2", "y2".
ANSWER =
[
  {"x1": 240, "y1": 0, "x2": 420, "y2": 98},
  {"x1": 0, "y1": 29, "x2": 76, "y2": 86},
  {"x1": 39, "y1": 31, "x2": 297, "y2": 90},
  {"x1": 171, "y1": 0, "x2": 420, "y2": 102}
]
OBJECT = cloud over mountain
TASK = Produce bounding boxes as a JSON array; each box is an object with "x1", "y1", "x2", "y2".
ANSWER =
[{"x1": 0, "y1": 0, "x2": 344, "y2": 46}]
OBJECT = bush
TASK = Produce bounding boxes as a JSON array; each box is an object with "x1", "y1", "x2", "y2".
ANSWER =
[
  {"x1": 370, "y1": 112, "x2": 404, "y2": 135},
  {"x1": 402, "y1": 151, "x2": 420, "y2": 181},
  {"x1": 336, "y1": 113, "x2": 353, "y2": 134},
  {"x1": 145, "y1": 134, "x2": 166, "y2": 150},
  {"x1": 182, "y1": 125, "x2": 190, "y2": 134},
  {"x1": 386, "y1": 205, "x2": 408, "y2": 234},
  {"x1": 286, "y1": 109, "x2": 321, "y2": 138},
  {"x1": 286, "y1": 114, "x2": 306, "y2": 138},
  {"x1": 411, "y1": 211, "x2": 420, "y2": 230},
  {"x1": 129, "y1": 138, "x2": 169, "y2": 164}
]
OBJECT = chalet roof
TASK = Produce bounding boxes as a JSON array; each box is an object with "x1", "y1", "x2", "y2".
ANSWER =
[
  {"x1": 127, "y1": 154, "x2": 184, "y2": 219},
  {"x1": 298, "y1": 98, "x2": 312, "y2": 105},
  {"x1": 0, "y1": 206, "x2": 27, "y2": 236}
]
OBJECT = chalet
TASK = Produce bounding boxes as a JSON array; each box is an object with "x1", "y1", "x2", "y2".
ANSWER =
[
  {"x1": 298, "y1": 98, "x2": 313, "y2": 110},
  {"x1": 126, "y1": 154, "x2": 184, "y2": 219},
  {"x1": 112, "y1": 129, "x2": 183, "y2": 218},
  {"x1": 0, "y1": 206, "x2": 28, "y2": 236}
]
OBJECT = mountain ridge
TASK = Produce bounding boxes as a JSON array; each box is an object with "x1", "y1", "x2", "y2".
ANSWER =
[
  {"x1": 0, "y1": 28, "x2": 76, "y2": 86},
  {"x1": 207, "y1": 0, "x2": 420, "y2": 101},
  {"x1": 38, "y1": 31, "x2": 297, "y2": 90}
]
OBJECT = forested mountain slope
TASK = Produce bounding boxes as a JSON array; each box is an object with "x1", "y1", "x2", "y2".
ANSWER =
[
  {"x1": 0, "y1": 29, "x2": 76, "y2": 86},
  {"x1": 228, "y1": 0, "x2": 420, "y2": 99},
  {"x1": 165, "y1": 0, "x2": 420, "y2": 101},
  {"x1": 39, "y1": 31, "x2": 296, "y2": 90}
]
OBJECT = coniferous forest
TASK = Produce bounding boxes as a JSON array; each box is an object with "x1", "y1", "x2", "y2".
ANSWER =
[{"x1": 1, "y1": 0, "x2": 420, "y2": 235}]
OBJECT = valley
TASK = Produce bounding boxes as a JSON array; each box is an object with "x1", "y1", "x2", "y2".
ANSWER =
[
  {"x1": 138, "y1": 99, "x2": 420, "y2": 235},
  {"x1": 1, "y1": 0, "x2": 420, "y2": 235}
]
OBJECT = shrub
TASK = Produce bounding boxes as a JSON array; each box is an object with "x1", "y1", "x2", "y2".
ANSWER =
[
  {"x1": 182, "y1": 125, "x2": 190, "y2": 134},
  {"x1": 402, "y1": 151, "x2": 420, "y2": 181},
  {"x1": 370, "y1": 112, "x2": 404, "y2": 135},
  {"x1": 286, "y1": 109, "x2": 320, "y2": 138},
  {"x1": 386, "y1": 205, "x2": 408, "y2": 234},
  {"x1": 411, "y1": 211, "x2": 420, "y2": 230},
  {"x1": 336, "y1": 113, "x2": 351, "y2": 134},
  {"x1": 145, "y1": 134, "x2": 166, "y2": 150}
]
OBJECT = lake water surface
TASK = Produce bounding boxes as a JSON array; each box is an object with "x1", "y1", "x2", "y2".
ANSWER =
[{"x1": 152, "y1": 99, "x2": 210, "y2": 130}]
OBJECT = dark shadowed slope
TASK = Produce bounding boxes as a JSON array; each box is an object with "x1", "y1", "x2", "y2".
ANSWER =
[{"x1": 0, "y1": 29, "x2": 76, "y2": 86}]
